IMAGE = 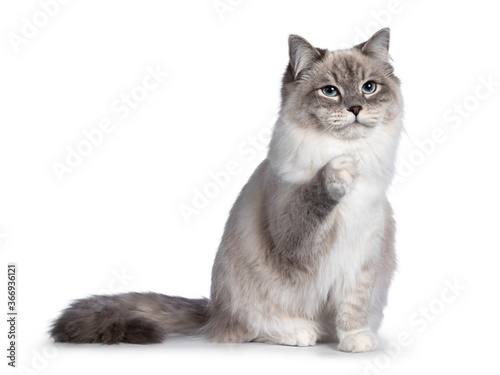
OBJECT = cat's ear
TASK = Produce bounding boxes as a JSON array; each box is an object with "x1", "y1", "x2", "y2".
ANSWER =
[
  {"x1": 355, "y1": 28, "x2": 390, "y2": 60},
  {"x1": 288, "y1": 34, "x2": 321, "y2": 79}
]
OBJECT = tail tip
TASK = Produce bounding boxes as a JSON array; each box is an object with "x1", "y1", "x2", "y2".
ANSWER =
[{"x1": 50, "y1": 308, "x2": 165, "y2": 345}]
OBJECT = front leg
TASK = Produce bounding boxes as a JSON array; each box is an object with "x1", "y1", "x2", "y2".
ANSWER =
[
  {"x1": 258, "y1": 155, "x2": 358, "y2": 346},
  {"x1": 268, "y1": 155, "x2": 358, "y2": 263},
  {"x1": 336, "y1": 260, "x2": 378, "y2": 353}
]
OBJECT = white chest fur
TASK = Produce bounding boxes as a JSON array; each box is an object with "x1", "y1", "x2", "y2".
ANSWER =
[
  {"x1": 267, "y1": 118, "x2": 400, "y2": 305},
  {"x1": 325, "y1": 177, "x2": 386, "y2": 296}
]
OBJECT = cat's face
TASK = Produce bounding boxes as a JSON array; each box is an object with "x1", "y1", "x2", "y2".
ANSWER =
[{"x1": 281, "y1": 29, "x2": 402, "y2": 139}]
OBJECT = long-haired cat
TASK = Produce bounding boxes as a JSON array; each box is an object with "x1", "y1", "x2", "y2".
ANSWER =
[{"x1": 51, "y1": 28, "x2": 402, "y2": 353}]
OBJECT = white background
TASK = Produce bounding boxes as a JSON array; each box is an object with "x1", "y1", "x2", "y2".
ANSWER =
[{"x1": 1, "y1": 0, "x2": 499, "y2": 374}]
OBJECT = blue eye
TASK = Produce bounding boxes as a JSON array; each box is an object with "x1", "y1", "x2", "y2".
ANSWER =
[
  {"x1": 362, "y1": 81, "x2": 377, "y2": 94},
  {"x1": 322, "y1": 85, "x2": 339, "y2": 97}
]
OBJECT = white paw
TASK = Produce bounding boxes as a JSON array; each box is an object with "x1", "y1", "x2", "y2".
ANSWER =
[
  {"x1": 292, "y1": 327, "x2": 318, "y2": 347},
  {"x1": 265, "y1": 328, "x2": 318, "y2": 347},
  {"x1": 338, "y1": 330, "x2": 378, "y2": 353},
  {"x1": 324, "y1": 155, "x2": 358, "y2": 200}
]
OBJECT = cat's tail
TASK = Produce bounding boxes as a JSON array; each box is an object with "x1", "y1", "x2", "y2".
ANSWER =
[{"x1": 50, "y1": 293, "x2": 209, "y2": 344}]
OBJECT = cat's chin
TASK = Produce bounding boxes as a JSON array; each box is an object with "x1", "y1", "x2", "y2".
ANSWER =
[
  {"x1": 326, "y1": 121, "x2": 374, "y2": 139},
  {"x1": 350, "y1": 118, "x2": 377, "y2": 128}
]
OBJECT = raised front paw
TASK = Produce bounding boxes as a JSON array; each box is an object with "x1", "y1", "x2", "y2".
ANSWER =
[
  {"x1": 338, "y1": 330, "x2": 378, "y2": 353},
  {"x1": 324, "y1": 155, "x2": 358, "y2": 200}
]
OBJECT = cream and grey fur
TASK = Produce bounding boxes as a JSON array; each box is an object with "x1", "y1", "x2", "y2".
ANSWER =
[{"x1": 51, "y1": 28, "x2": 402, "y2": 353}]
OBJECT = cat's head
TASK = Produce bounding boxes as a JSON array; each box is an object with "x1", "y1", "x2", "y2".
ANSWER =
[{"x1": 281, "y1": 29, "x2": 402, "y2": 139}]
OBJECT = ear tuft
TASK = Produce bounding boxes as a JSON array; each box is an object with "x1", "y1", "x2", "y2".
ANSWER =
[
  {"x1": 288, "y1": 34, "x2": 321, "y2": 79},
  {"x1": 356, "y1": 28, "x2": 390, "y2": 60}
]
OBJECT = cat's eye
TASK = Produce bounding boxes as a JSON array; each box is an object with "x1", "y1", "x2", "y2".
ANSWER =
[
  {"x1": 362, "y1": 81, "x2": 377, "y2": 94},
  {"x1": 321, "y1": 85, "x2": 339, "y2": 97}
]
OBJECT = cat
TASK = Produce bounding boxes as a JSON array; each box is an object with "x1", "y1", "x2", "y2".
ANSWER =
[{"x1": 50, "y1": 28, "x2": 403, "y2": 353}]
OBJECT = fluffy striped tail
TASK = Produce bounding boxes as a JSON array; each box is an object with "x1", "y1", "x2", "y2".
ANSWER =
[{"x1": 50, "y1": 293, "x2": 209, "y2": 344}]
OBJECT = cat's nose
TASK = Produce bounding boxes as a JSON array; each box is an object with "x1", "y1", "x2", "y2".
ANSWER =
[{"x1": 347, "y1": 106, "x2": 362, "y2": 116}]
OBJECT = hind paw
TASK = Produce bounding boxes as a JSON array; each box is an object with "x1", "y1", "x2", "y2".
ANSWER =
[{"x1": 338, "y1": 330, "x2": 378, "y2": 353}]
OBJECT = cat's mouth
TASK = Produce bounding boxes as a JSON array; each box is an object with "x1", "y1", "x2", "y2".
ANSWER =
[
  {"x1": 345, "y1": 119, "x2": 367, "y2": 128},
  {"x1": 323, "y1": 117, "x2": 375, "y2": 132},
  {"x1": 327, "y1": 118, "x2": 376, "y2": 134},
  {"x1": 349, "y1": 117, "x2": 376, "y2": 128}
]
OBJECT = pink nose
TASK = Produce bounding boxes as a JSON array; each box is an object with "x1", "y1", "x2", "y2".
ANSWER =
[{"x1": 348, "y1": 106, "x2": 362, "y2": 116}]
